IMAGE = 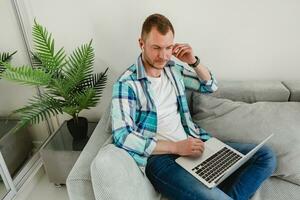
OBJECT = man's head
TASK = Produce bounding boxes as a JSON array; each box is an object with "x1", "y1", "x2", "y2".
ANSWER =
[{"x1": 139, "y1": 14, "x2": 175, "y2": 71}]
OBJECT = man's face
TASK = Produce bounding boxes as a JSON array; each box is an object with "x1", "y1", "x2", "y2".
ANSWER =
[{"x1": 139, "y1": 28, "x2": 174, "y2": 70}]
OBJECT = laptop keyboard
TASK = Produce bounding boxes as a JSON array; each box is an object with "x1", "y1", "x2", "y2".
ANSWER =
[{"x1": 191, "y1": 147, "x2": 243, "y2": 183}]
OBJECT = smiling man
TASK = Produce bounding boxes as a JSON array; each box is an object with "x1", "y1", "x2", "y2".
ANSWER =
[{"x1": 111, "y1": 14, "x2": 276, "y2": 200}]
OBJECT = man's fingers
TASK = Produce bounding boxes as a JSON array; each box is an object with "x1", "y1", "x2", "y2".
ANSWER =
[
  {"x1": 192, "y1": 148, "x2": 203, "y2": 154},
  {"x1": 192, "y1": 144, "x2": 204, "y2": 151},
  {"x1": 189, "y1": 138, "x2": 204, "y2": 144},
  {"x1": 177, "y1": 48, "x2": 191, "y2": 58},
  {"x1": 174, "y1": 43, "x2": 189, "y2": 48},
  {"x1": 192, "y1": 144, "x2": 204, "y2": 149},
  {"x1": 175, "y1": 46, "x2": 189, "y2": 56},
  {"x1": 173, "y1": 44, "x2": 188, "y2": 53},
  {"x1": 173, "y1": 43, "x2": 189, "y2": 54},
  {"x1": 191, "y1": 143, "x2": 204, "y2": 150},
  {"x1": 191, "y1": 141, "x2": 205, "y2": 154},
  {"x1": 191, "y1": 149, "x2": 203, "y2": 157}
]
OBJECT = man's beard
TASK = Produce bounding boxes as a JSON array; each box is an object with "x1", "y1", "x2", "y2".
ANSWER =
[{"x1": 142, "y1": 53, "x2": 167, "y2": 70}]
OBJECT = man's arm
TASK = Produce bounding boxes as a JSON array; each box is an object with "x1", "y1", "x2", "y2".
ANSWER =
[
  {"x1": 193, "y1": 63, "x2": 212, "y2": 81},
  {"x1": 172, "y1": 43, "x2": 218, "y2": 93},
  {"x1": 111, "y1": 82, "x2": 157, "y2": 159},
  {"x1": 152, "y1": 137, "x2": 205, "y2": 157}
]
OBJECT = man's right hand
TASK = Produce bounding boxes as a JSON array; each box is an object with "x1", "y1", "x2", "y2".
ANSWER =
[{"x1": 174, "y1": 137, "x2": 205, "y2": 157}]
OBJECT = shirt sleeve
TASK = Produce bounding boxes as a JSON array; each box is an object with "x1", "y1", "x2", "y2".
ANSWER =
[
  {"x1": 176, "y1": 64, "x2": 218, "y2": 93},
  {"x1": 111, "y1": 81, "x2": 157, "y2": 158}
]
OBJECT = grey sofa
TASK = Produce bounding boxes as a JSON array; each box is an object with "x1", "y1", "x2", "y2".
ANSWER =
[{"x1": 67, "y1": 80, "x2": 300, "y2": 200}]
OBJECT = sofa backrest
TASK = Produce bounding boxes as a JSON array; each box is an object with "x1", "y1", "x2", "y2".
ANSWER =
[{"x1": 209, "y1": 80, "x2": 290, "y2": 103}]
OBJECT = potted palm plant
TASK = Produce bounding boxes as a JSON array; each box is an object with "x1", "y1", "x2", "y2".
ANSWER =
[{"x1": 1, "y1": 20, "x2": 108, "y2": 140}]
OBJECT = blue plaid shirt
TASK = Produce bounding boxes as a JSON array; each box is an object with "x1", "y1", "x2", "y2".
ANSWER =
[{"x1": 111, "y1": 55, "x2": 218, "y2": 167}]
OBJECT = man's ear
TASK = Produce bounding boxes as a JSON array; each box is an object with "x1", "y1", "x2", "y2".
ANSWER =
[{"x1": 138, "y1": 38, "x2": 144, "y2": 51}]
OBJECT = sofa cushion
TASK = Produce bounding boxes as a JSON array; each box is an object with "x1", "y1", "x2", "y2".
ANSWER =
[
  {"x1": 90, "y1": 144, "x2": 160, "y2": 200},
  {"x1": 211, "y1": 81, "x2": 290, "y2": 103},
  {"x1": 192, "y1": 93, "x2": 300, "y2": 185},
  {"x1": 282, "y1": 81, "x2": 300, "y2": 101},
  {"x1": 252, "y1": 177, "x2": 300, "y2": 200}
]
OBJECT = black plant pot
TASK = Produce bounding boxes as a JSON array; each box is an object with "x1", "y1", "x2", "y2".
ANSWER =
[{"x1": 67, "y1": 117, "x2": 88, "y2": 141}]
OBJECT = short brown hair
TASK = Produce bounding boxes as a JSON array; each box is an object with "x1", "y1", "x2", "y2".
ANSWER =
[{"x1": 141, "y1": 13, "x2": 174, "y2": 40}]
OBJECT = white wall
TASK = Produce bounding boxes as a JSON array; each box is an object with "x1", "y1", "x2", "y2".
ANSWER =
[{"x1": 16, "y1": 0, "x2": 300, "y2": 120}]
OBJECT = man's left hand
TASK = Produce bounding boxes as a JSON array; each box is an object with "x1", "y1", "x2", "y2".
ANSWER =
[{"x1": 172, "y1": 43, "x2": 197, "y2": 65}]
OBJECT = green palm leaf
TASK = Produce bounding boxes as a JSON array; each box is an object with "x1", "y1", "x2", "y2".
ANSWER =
[
  {"x1": 0, "y1": 51, "x2": 17, "y2": 63},
  {"x1": 79, "y1": 67, "x2": 108, "y2": 98},
  {"x1": 0, "y1": 51, "x2": 17, "y2": 74},
  {"x1": 32, "y1": 20, "x2": 66, "y2": 73},
  {"x1": 76, "y1": 88, "x2": 98, "y2": 109},
  {"x1": 48, "y1": 79, "x2": 71, "y2": 99},
  {"x1": 63, "y1": 40, "x2": 94, "y2": 90},
  {"x1": 69, "y1": 88, "x2": 98, "y2": 112},
  {"x1": 91, "y1": 68, "x2": 108, "y2": 98},
  {"x1": 13, "y1": 93, "x2": 64, "y2": 129},
  {"x1": 1, "y1": 63, "x2": 52, "y2": 86}
]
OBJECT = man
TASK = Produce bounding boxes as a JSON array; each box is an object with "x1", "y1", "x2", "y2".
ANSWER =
[{"x1": 111, "y1": 13, "x2": 276, "y2": 200}]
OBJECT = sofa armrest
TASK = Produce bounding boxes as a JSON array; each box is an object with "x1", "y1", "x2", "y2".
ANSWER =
[
  {"x1": 90, "y1": 144, "x2": 160, "y2": 200},
  {"x1": 66, "y1": 104, "x2": 112, "y2": 200},
  {"x1": 282, "y1": 81, "x2": 300, "y2": 101}
]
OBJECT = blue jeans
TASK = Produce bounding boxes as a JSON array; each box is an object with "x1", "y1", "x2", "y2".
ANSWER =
[{"x1": 145, "y1": 142, "x2": 277, "y2": 200}]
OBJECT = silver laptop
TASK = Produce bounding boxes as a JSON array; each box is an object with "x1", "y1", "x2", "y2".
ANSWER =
[{"x1": 175, "y1": 134, "x2": 273, "y2": 188}]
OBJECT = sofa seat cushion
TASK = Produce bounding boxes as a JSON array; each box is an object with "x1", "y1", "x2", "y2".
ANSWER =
[
  {"x1": 90, "y1": 144, "x2": 300, "y2": 200},
  {"x1": 192, "y1": 93, "x2": 300, "y2": 185},
  {"x1": 90, "y1": 144, "x2": 160, "y2": 200},
  {"x1": 211, "y1": 81, "x2": 290, "y2": 103},
  {"x1": 282, "y1": 81, "x2": 300, "y2": 101}
]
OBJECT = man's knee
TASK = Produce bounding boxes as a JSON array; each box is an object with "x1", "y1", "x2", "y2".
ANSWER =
[{"x1": 258, "y1": 146, "x2": 277, "y2": 174}]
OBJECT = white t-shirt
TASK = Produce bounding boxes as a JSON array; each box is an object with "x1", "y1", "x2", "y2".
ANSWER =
[{"x1": 147, "y1": 70, "x2": 187, "y2": 142}]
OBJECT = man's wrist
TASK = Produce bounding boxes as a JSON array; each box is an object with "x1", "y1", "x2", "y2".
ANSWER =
[
  {"x1": 188, "y1": 57, "x2": 197, "y2": 65},
  {"x1": 171, "y1": 142, "x2": 178, "y2": 154},
  {"x1": 188, "y1": 56, "x2": 200, "y2": 68}
]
